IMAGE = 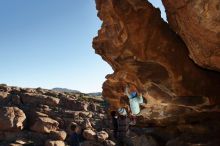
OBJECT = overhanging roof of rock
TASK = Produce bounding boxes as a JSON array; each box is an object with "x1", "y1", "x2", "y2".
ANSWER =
[{"x1": 93, "y1": 0, "x2": 220, "y2": 109}]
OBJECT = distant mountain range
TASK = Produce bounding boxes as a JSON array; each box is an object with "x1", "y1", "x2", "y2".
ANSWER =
[
  {"x1": 52, "y1": 87, "x2": 102, "y2": 96},
  {"x1": 52, "y1": 88, "x2": 81, "y2": 93},
  {"x1": 87, "y1": 92, "x2": 102, "y2": 96}
]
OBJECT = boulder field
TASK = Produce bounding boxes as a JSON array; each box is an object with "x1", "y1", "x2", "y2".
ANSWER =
[{"x1": 0, "y1": 84, "x2": 115, "y2": 146}]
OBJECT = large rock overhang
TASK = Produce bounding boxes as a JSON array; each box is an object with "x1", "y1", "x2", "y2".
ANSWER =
[{"x1": 92, "y1": 0, "x2": 220, "y2": 113}]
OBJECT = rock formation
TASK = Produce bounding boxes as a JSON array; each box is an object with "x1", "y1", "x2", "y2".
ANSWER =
[
  {"x1": 0, "y1": 107, "x2": 26, "y2": 131},
  {"x1": 162, "y1": 0, "x2": 220, "y2": 71},
  {"x1": 0, "y1": 84, "x2": 114, "y2": 146},
  {"x1": 93, "y1": 0, "x2": 220, "y2": 107},
  {"x1": 93, "y1": 0, "x2": 220, "y2": 145}
]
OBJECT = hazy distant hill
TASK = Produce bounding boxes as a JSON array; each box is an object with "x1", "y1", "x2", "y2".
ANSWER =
[
  {"x1": 87, "y1": 92, "x2": 102, "y2": 96},
  {"x1": 52, "y1": 87, "x2": 81, "y2": 93},
  {"x1": 52, "y1": 87, "x2": 102, "y2": 96}
]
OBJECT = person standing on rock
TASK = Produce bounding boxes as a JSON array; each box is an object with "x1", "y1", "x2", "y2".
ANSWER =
[
  {"x1": 70, "y1": 124, "x2": 83, "y2": 146},
  {"x1": 111, "y1": 111, "x2": 118, "y2": 140},
  {"x1": 125, "y1": 84, "x2": 143, "y2": 125},
  {"x1": 117, "y1": 108, "x2": 133, "y2": 146}
]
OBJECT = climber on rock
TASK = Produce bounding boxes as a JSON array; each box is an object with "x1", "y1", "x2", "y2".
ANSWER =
[
  {"x1": 125, "y1": 83, "x2": 143, "y2": 125},
  {"x1": 117, "y1": 108, "x2": 133, "y2": 146}
]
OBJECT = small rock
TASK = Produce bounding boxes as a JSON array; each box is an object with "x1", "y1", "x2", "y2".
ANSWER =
[
  {"x1": 87, "y1": 112, "x2": 93, "y2": 118},
  {"x1": 36, "y1": 87, "x2": 45, "y2": 94},
  {"x1": 0, "y1": 84, "x2": 10, "y2": 92},
  {"x1": 98, "y1": 113, "x2": 105, "y2": 119},
  {"x1": 81, "y1": 119, "x2": 93, "y2": 129},
  {"x1": 13, "y1": 139, "x2": 34, "y2": 145},
  {"x1": 0, "y1": 92, "x2": 9, "y2": 104},
  {"x1": 83, "y1": 129, "x2": 96, "y2": 140},
  {"x1": 99, "y1": 109, "x2": 105, "y2": 114},
  {"x1": 45, "y1": 140, "x2": 65, "y2": 146},
  {"x1": 89, "y1": 102, "x2": 97, "y2": 111},
  {"x1": 45, "y1": 91, "x2": 59, "y2": 98},
  {"x1": 79, "y1": 111, "x2": 90, "y2": 118},
  {"x1": 11, "y1": 95, "x2": 21, "y2": 105},
  {"x1": 50, "y1": 130, "x2": 67, "y2": 141},
  {"x1": 7, "y1": 143, "x2": 23, "y2": 146},
  {"x1": 81, "y1": 102, "x2": 89, "y2": 111},
  {"x1": 0, "y1": 91, "x2": 8, "y2": 98},
  {"x1": 105, "y1": 140, "x2": 116, "y2": 146},
  {"x1": 59, "y1": 96, "x2": 87, "y2": 110},
  {"x1": 97, "y1": 131, "x2": 109, "y2": 142}
]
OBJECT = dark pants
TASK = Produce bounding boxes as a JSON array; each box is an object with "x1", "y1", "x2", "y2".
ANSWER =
[
  {"x1": 113, "y1": 130, "x2": 118, "y2": 139},
  {"x1": 117, "y1": 136, "x2": 133, "y2": 146}
]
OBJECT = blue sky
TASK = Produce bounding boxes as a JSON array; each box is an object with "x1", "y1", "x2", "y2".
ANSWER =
[{"x1": 0, "y1": 0, "x2": 166, "y2": 93}]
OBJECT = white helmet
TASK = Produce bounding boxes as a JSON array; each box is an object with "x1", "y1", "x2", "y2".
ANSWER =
[{"x1": 118, "y1": 108, "x2": 127, "y2": 116}]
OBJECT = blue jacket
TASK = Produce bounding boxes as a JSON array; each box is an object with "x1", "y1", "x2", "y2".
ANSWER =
[{"x1": 125, "y1": 87, "x2": 143, "y2": 115}]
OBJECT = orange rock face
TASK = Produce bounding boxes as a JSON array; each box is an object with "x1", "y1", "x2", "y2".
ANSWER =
[
  {"x1": 93, "y1": 0, "x2": 220, "y2": 110},
  {"x1": 162, "y1": 0, "x2": 220, "y2": 71}
]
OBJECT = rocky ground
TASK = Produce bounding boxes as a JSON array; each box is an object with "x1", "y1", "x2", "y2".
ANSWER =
[
  {"x1": 0, "y1": 84, "x2": 115, "y2": 146},
  {"x1": 1, "y1": 83, "x2": 220, "y2": 146}
]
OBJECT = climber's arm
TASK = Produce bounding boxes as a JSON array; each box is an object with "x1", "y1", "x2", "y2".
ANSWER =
[
  {"x1": 138, "y1": 93, "x2": 144, "y2": 104},
  {"x1": 125, "y1": 85, "x2": 131, "y2": 98}
]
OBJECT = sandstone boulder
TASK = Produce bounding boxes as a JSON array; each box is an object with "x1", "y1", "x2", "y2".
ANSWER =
[
  {"x1": 0, "y1": 107, "x2": 26, "y2": 131},
  {"x1": 7, "y1": 139, "x2": 35, "y2": 146},
  {"x1": 21, "y1": 93, "x2": 60, "y2": 106},
  {"x1": 30, "y1": 113, "x2": 59, "y2": 133},
  {"x1": 0, "y1": 84, "x2": 11, "y2": 92},
  {"x1": 59, "y1": 96, "x2": 88, "y2": 111},
  {"x1": 7, "y1": 143, "x2": 23, "y2": 146},
  {"x1": 97, "y1": 131, "x2": 109, "y2": 142},
  {"x1": 89, "y1": 102, "x2": 97, "y2": 111},
  {"x1": 105, "y1": 140, "x2": 116, "y2": 146},
  {"x1": 81, "y1": 102, "x2": 89, "y2": 111},
  {"x1": 11, "y1": 94, "x2": 21, "y2": 105},
  {"x1": 44, "y1": 90, "x2": 59, "y2": 98},
  {"x1": 83, "y1": 129, "x2": 96, "y2": 141},
  {"x1": 81, "y1": 118, "x2": 93, "y2": 129},
  {"x1": 45, "y1": 140, "x2": 65, "y2": 146},
  {"x1": 162, "y1": 0, "x2": 220, "y2": 71},
  {"x1": 50, "y1": 130, "x2": 67, "y2": 141},
  {"x1": 93, "y1": 0, "x2": 220, "y2": 112},
  {"x1": 79, "y1": 111, "x2": 90, "y2": 119},
  {"x1": 0, "y1": 92, "x2": 9, "y2": 105}
]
